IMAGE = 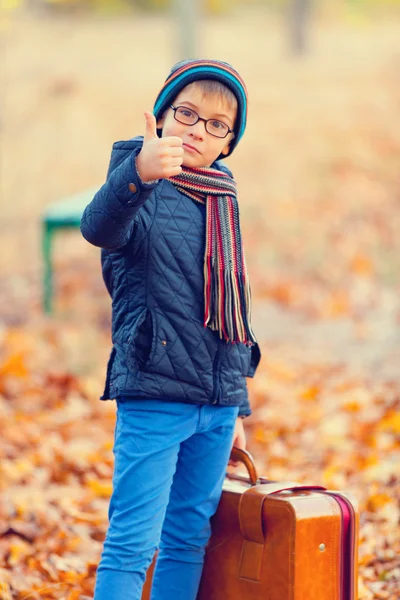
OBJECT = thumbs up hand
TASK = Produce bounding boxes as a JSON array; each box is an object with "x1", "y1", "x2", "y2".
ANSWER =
[{"x1": 136, "y1": 111, "x2": 184, "y2": 183}]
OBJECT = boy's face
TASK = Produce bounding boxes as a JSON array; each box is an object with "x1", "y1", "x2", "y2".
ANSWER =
[{"x1": 157, "y1": 83, "x2": 237, "y2": 168}]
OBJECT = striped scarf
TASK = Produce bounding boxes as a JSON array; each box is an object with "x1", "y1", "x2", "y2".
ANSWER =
[{"x1": 169, "y1": 166, "x2": 257, "y2": 347}]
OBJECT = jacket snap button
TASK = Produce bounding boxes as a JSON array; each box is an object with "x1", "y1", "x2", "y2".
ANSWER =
[
  {"x1": 319, "y1": 544, "x2": 326, "y2": 552},
  {"x1": 161, "y1": 340, "x2": 167, "y2": 346},
  {"x1": 128, "y1": 183, "x2": 137, "y2": 193}
]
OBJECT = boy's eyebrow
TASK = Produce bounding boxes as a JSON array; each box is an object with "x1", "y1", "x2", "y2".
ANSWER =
[{"x1": 177, "y1": 100, "x2": 233, "y2": 123}]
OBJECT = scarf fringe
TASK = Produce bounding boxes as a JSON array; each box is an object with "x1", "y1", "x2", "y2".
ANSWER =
[
  {"x1": 171, "y1": 167, "x2": 257, "y2": 347},
  {"x1": 204, "y1": 262, "x2": 257, "y2": 346}
]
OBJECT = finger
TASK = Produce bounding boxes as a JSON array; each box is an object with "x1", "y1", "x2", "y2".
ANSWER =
[
  {"x1": 160, "y1": 157, "x2": 183, "y2": 172},
  {"x1": 162, "y1": 136, "x2": 183, "y2": 147},
  {"x1": 163, "y1": 144, "x2": 184, "y2": 156},
  {"x1": 144, "y1": 111, "x2": 158, "y2": 141},
  {"x1": 167, "y1": 165, "x2": 183, "y2": 178}
]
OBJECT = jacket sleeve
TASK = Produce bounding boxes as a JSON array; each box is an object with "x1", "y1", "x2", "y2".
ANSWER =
[{"x1": 80, "y1": 137, "x2": 157, "y2": 250}]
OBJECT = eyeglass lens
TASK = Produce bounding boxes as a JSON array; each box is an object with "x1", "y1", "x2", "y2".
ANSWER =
[{"x1": 174, "y1": 106, "x2": 229, "y2": 138}]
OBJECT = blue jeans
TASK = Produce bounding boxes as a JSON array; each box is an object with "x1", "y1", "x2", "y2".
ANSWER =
[{"x1": 94, "y1": 398, "x2": 239, "y2": 600}]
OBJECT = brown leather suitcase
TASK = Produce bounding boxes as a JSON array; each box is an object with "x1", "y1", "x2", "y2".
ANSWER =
[{"x1": 142, "y1": 447, "x2": 359, "y2": 600}]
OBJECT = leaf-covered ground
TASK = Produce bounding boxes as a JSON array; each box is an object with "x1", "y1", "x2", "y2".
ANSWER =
[{"x1": 1, "y1": 6, "x2": 399, "y2": 599}]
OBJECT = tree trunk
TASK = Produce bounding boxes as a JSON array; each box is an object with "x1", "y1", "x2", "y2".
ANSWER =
[
  {"x1": 174, "y1": 0, "x2": 201, "y2": 60},
  {"x1": 288, "y1": 0, "x2": 312, "y2": 55}
]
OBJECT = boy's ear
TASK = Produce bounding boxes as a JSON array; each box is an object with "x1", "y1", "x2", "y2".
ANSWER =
[
  {"x1": 220, "y1": 141, "x2": 231, "y2": 156},
  {"x1": 220, "y1": 132, "x2": 235, "y2": 156},
  {"x1": 220, "y1": 145, "x2": 230, "y2": 156}
]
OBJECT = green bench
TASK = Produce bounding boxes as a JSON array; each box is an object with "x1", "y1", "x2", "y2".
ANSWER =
[{"x1": 42, "y1": 187, "x2": 98, "y2": 313}]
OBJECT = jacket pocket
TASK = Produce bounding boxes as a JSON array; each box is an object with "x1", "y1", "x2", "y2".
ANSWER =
[
  {"x1": 127, "y1": 307, "x2": 157, "y2": 372},
  {"x1": 235, "y1": 342, "x2": 261, "y2": 378}
]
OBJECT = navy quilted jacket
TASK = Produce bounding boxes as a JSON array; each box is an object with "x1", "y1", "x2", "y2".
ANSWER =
[{"x1": 80, "y1": 137, "x2": 261, "y2": 417}]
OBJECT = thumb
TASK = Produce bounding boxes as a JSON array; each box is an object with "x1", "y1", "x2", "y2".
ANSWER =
[{"x1": 143, "y1": 111, "x2": 158, "y2": 141}]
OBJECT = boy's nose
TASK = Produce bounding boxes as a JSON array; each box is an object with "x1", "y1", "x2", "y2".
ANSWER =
[{"x1": 188, "y1": 120, "x2": 205, "y2": 140}]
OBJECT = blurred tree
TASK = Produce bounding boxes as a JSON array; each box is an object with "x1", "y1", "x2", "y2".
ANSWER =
[
  {"x1": 174, "y1": 0, "x2": 200, "y2": 59},
  {"x1": 288, "y1": 0, "x2": 312, "y2": 55}
]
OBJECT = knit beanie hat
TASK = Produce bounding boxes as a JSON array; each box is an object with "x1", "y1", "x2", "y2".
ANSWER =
[{"x1": 153, "y1": 59, "x2": 248, "y2": 159}]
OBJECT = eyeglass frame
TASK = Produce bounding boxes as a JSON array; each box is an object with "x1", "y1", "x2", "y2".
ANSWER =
[{"x1": 169, "y1": 104, "x2": 235, "y2": 139}]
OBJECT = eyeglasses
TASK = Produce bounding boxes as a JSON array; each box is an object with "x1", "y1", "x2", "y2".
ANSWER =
[{"x1": 170, "y1": 105, "x2": 234, "y2": 139}]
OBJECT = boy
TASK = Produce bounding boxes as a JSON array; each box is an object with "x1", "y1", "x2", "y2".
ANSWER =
[{"x1": 80, "y1": 59, "x2": 261, "y2": 600}]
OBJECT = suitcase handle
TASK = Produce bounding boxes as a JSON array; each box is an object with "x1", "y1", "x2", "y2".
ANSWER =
[
  {"x1": 229, "y1": 446, "x2": 260, "y2": 485},
  {"x1": 229, "y1": 447, "x2": 328, "y2": 492}
]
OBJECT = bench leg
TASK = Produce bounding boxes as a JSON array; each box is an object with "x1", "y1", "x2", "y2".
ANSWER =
[{"x1": 43, "y1": 223, "x2": 54, "y2": 314}]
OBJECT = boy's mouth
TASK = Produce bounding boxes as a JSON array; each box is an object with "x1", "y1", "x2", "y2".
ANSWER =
[{"x1": 182, "y1": 143, "x2": 200, "y2": 155}]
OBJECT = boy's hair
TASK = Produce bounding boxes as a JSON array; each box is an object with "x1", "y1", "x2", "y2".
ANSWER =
[
  {"x1": 189, "y1": 80, "x2": 238, "y2": 114},
  {"x1": 153, "y1": 59, "x2": 248, "y2": 159}
]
